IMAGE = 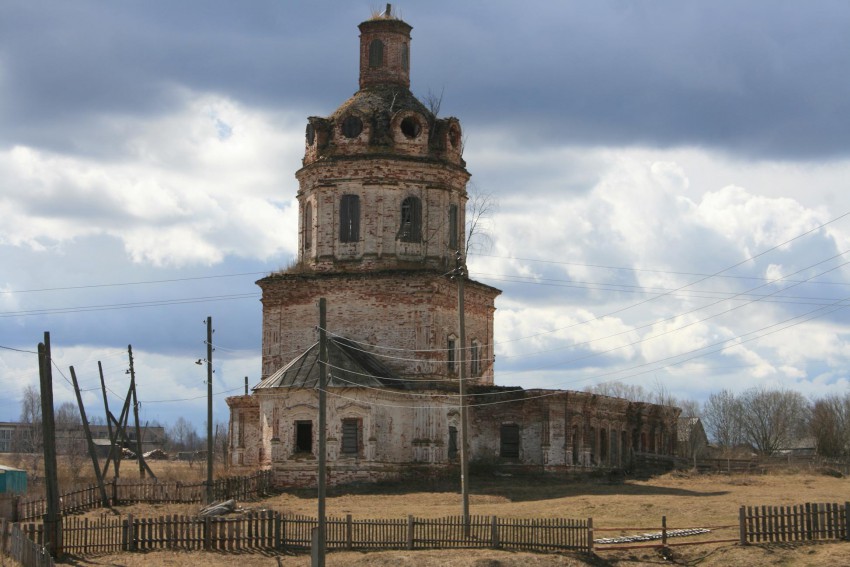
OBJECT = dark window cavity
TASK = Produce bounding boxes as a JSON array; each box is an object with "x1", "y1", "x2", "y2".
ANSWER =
[
  {"x1": 400, "y1": 116, "x2": 421, "y2": 139},
  {"x1": 448, "y1": 125, "x2": 460, "y2": 148},
  {"x1": 448, "y1": 426, "x2": 458, "y2": 459},
  {"x1": 304, "y1": 202, "x2": 312, "y2": 250},
  {"x1": 306, "y1": 124, "x2": 315, "y2": 145},
  {"x1": 447, "y1": 336, "x2": 456, "y2": 373},
  {"x1": 341, "y1": 115, "x2": 363, "y2": 138},
  {"x1": 339, "y1": 194, "x2": 360, "y2": 243},
  {"x1": 369, "y1": 39, "x2": 384, "y2": 67},
  {"x1": 470, "y1": 341, "x2": 481, "y2": 377},
  {"x1": 341, "y1": 418, "x2": 359, "y2": 455},
  {"x1": 295, "y1": 421, "x2": 312, "y2": 453},
  {"x1": 401, "y1": 42, "x2": 409, "y2": 71},
  {"x1": 399, "y1": 196, "x2": 422, "y2": 242},
  {"x1": 448, "y1": 204, "x2": 458, "y2": 250},
  {"x1": 500, "y1": 424, "x2": 520, "y2": 459}
]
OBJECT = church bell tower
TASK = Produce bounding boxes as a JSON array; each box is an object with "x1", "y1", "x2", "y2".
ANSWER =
[{"x1": 258, "y1": 6, "x2": 500, "y2": 384}]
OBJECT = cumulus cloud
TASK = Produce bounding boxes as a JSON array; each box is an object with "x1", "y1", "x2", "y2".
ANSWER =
[{"x1": 0, "y1": 92, "x2": 301, "y2": 266}]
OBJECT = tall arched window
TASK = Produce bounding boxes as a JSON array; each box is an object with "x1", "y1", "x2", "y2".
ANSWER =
[
  {"x1": 399, "y1": 196, "x2": 422, "y2": 242},
  {"x1": 448, "y1": 204, "x2": 458, "y2": 250},
  {"x1": 369, "y1": 39, "x2": 384, "y2": 67},
  {"x1": 339, "y1": 194, "x2": 360, "y2": 243},
  {"x1": 303, "y1": 202, "x2": 313, "y2": 251}
]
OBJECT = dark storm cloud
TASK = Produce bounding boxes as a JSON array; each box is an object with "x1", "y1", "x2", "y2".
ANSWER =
[{"x1": 2, "y1": 1, "x2": 848, "y2": 160}]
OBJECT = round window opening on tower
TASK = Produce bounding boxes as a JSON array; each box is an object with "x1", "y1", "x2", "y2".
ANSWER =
[
  {"x1": 341, "y1": 116, "x2": 363, "y2": 138},
  {"x1": 400, "y1": 116, "x2": 421, "y2": 139},
  {"x1": 306, "y1": 124, "x2": 315, "y2": 145}
]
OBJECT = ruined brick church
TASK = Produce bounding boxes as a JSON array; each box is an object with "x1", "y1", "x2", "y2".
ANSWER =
[{"x1": 227, "y1": 8, "x2": 678, "y2": 486}]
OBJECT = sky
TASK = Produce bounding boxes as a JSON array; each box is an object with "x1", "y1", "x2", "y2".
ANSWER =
[{"x1": 2, "y1": 1, "x2": 850, "y2": 432}]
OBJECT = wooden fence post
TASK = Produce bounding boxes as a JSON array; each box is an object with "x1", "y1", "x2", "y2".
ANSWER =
[
  {"x1": 661, "y1": 516, "x2": 667, "y2": 548},
  {"x1": 345, "y1": 514, "x2": 352, "y2": 550},
  {"x1": 739, "y1": 506, "x2": 747, "y2": 545},
  {"x1": 587, "y1": 517, "x2": 594, "y2": 553},
  {"x1": 204, "y1": 516, "x2": 211, "y2": 551},
  {"x1": 407, "y1": 515, "x2": 414, "y2": 550},
  {"x1": 845, "y1": 502, "x2": 850, "y2": 541},
  {"x1": 490, "y1": 515, "x2": 499, "y2": 549},
  {"x1": 0, "y1": 518, "x2": 7, "y2": 555},
  {"x1": 275, "y1": 512, "x2": 282, "y2": 551}
]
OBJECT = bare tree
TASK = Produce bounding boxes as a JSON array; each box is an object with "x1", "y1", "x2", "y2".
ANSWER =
[
  {"x1": 168, "y1": 417, "x2": 198, "y2": 452},
  {"x1": 423, "y1": 87, "x2": 444, "y2": 117},
  {"x1": 702, "y1": 389, "x2": 743, "y2": 450},
  {"x1": 214, "y1": 421, "x2": 230, "y2": 468},
  {"x1": 585, "y1": 381, "x2": 650, "y2": 402},
  {"x1": 465, "y1": 183, "x2": 497, "y2": 256},
  {"x1": 54, "y1": 400, "x2": 83, "y2": 456},
  {"x1": 810, "y1": 394, "x2": 850, "y2": 458},
  {"x1": 737, "y1": 387, "x2": 811, "y2": 456},
  {"x1": 16, "y1": 384, "x2": 43, "y2": 454}
]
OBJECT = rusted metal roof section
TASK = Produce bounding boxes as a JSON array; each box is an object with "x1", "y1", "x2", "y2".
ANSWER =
[{"x1": 255, "y1": 336, "x2": 410, "y2": 391}]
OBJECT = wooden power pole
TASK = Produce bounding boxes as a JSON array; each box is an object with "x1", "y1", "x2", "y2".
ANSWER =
[
  {"x1": 206, "y1": 316, "x2": 214, "y2": 504},
  {"x1": 38, "y1": 332, "x2": 62, "y2": 558},
  {"x1": 314, "y1": 298, "x2": 328, "y2": 567},
  {"x1": 455, "y1": 253, "x2": 471, "y2": 534}
]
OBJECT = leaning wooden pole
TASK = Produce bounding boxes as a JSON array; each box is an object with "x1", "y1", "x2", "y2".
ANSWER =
[
  {"x1": 128, "y1": 345, "x2": 147, "y2": 479},
  {"x1": 38, "y1": 332, "x2": 62, "y2": 558},
  {"x1": 98, "y1": 362, "x2": 118, "y2": 478},
  {"x1": 69, "y1": 365, "x2": 109, "y2": 507}
]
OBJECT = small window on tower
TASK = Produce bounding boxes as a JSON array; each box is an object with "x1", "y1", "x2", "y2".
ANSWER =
[
  {"x1": 400, "y1": 116, "x2": 421, "y2": 139},
  {"x1": 399, "y1": 196, "x2": 422, "y2": 242},
  {"x1": 448, "y1": 204, "x2": 458, "y2": 250},
  {"x1": 341, "y1": 115, "x2": 363, "y2": 138},
  {"x1": 306, "y1": 124, "x2": 315, "y2": 145},
  {"x1": 369, "y1": 39, "x2": 384, "y2": 67},
  {"x1": 401, "y1": 42, "x2": 409, "y2": 71},
  {"x1": 304, "y1": 202, "x2": 313, "y2": 251}
]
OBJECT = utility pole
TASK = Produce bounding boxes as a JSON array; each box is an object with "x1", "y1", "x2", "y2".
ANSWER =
[
  {"x1": 314, "y1": 298, "x2": 328, "y2": 567},
  {"x1": 38, "y1": 332, "x2": 62, "y2": 558},
  {"x1": 128, "y1": 345, "x2": 145, "y2": 478},
  {"x1": 454, "y1": 252, "x2": 471, "y2": 535},
  {"x1": 206, "y1": 316, "x2": 214, "y2": 504}
]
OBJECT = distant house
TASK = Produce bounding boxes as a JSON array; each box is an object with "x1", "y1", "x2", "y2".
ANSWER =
[
  {"x1": 0, "y1": 464, "x2": 27, "y2": 494},
  {"x1": 0, "y1": 421, "x2": 165, "y2": 454},
  {"x1": 677, "y1": 417, "x2": 709, "y2": 462}
]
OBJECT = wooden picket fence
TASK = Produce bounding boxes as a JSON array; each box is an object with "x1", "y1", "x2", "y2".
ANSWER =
[
  {"x1": 16, "y1": 471, "x2": 272, "y2": 521},
  {"x1": 740, "y1": 502, "x2": 850, "y2": 544},
  {"x1": 19, "y1": 512, "x2": 592, "y2": 555},
  {"x1": 0, "y1": 519, "x2": 55, "y2": 567}
]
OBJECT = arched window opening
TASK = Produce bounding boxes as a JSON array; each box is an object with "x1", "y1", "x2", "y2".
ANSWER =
[
  {"x1": 303, "y1": 202, "x2": 313, "y2": 251},
  {"x1": 399, "y1": 196, "x2": 421, "y2": 242},
  {"x1": 470, "y1": 340, "x2": 481, "y2": 377},
  {"x1": 448, "y1": 204, "x2": 458, "y2": 250},
  {"x1": 339, "y1": 194, "x2": 360, "y2": 243},
  {"x1": 369, "y1": 39, "x2": 384, "y2": 67},
  {"x1": 446, "y1": 335, "x2": 457, "y2": 373}
]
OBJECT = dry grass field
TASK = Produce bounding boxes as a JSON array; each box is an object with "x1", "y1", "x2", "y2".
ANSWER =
[{"x1": 38, "y1": 465, "x2": 850, "y2": 566}]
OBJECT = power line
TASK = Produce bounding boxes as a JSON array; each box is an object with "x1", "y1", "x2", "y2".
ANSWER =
[
  {"x1": 0, "y1": 271, "x2": 268, "y2": 295},
  {"x1": 0, "y1": 293, "x2": 259, "y2": 318}
]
